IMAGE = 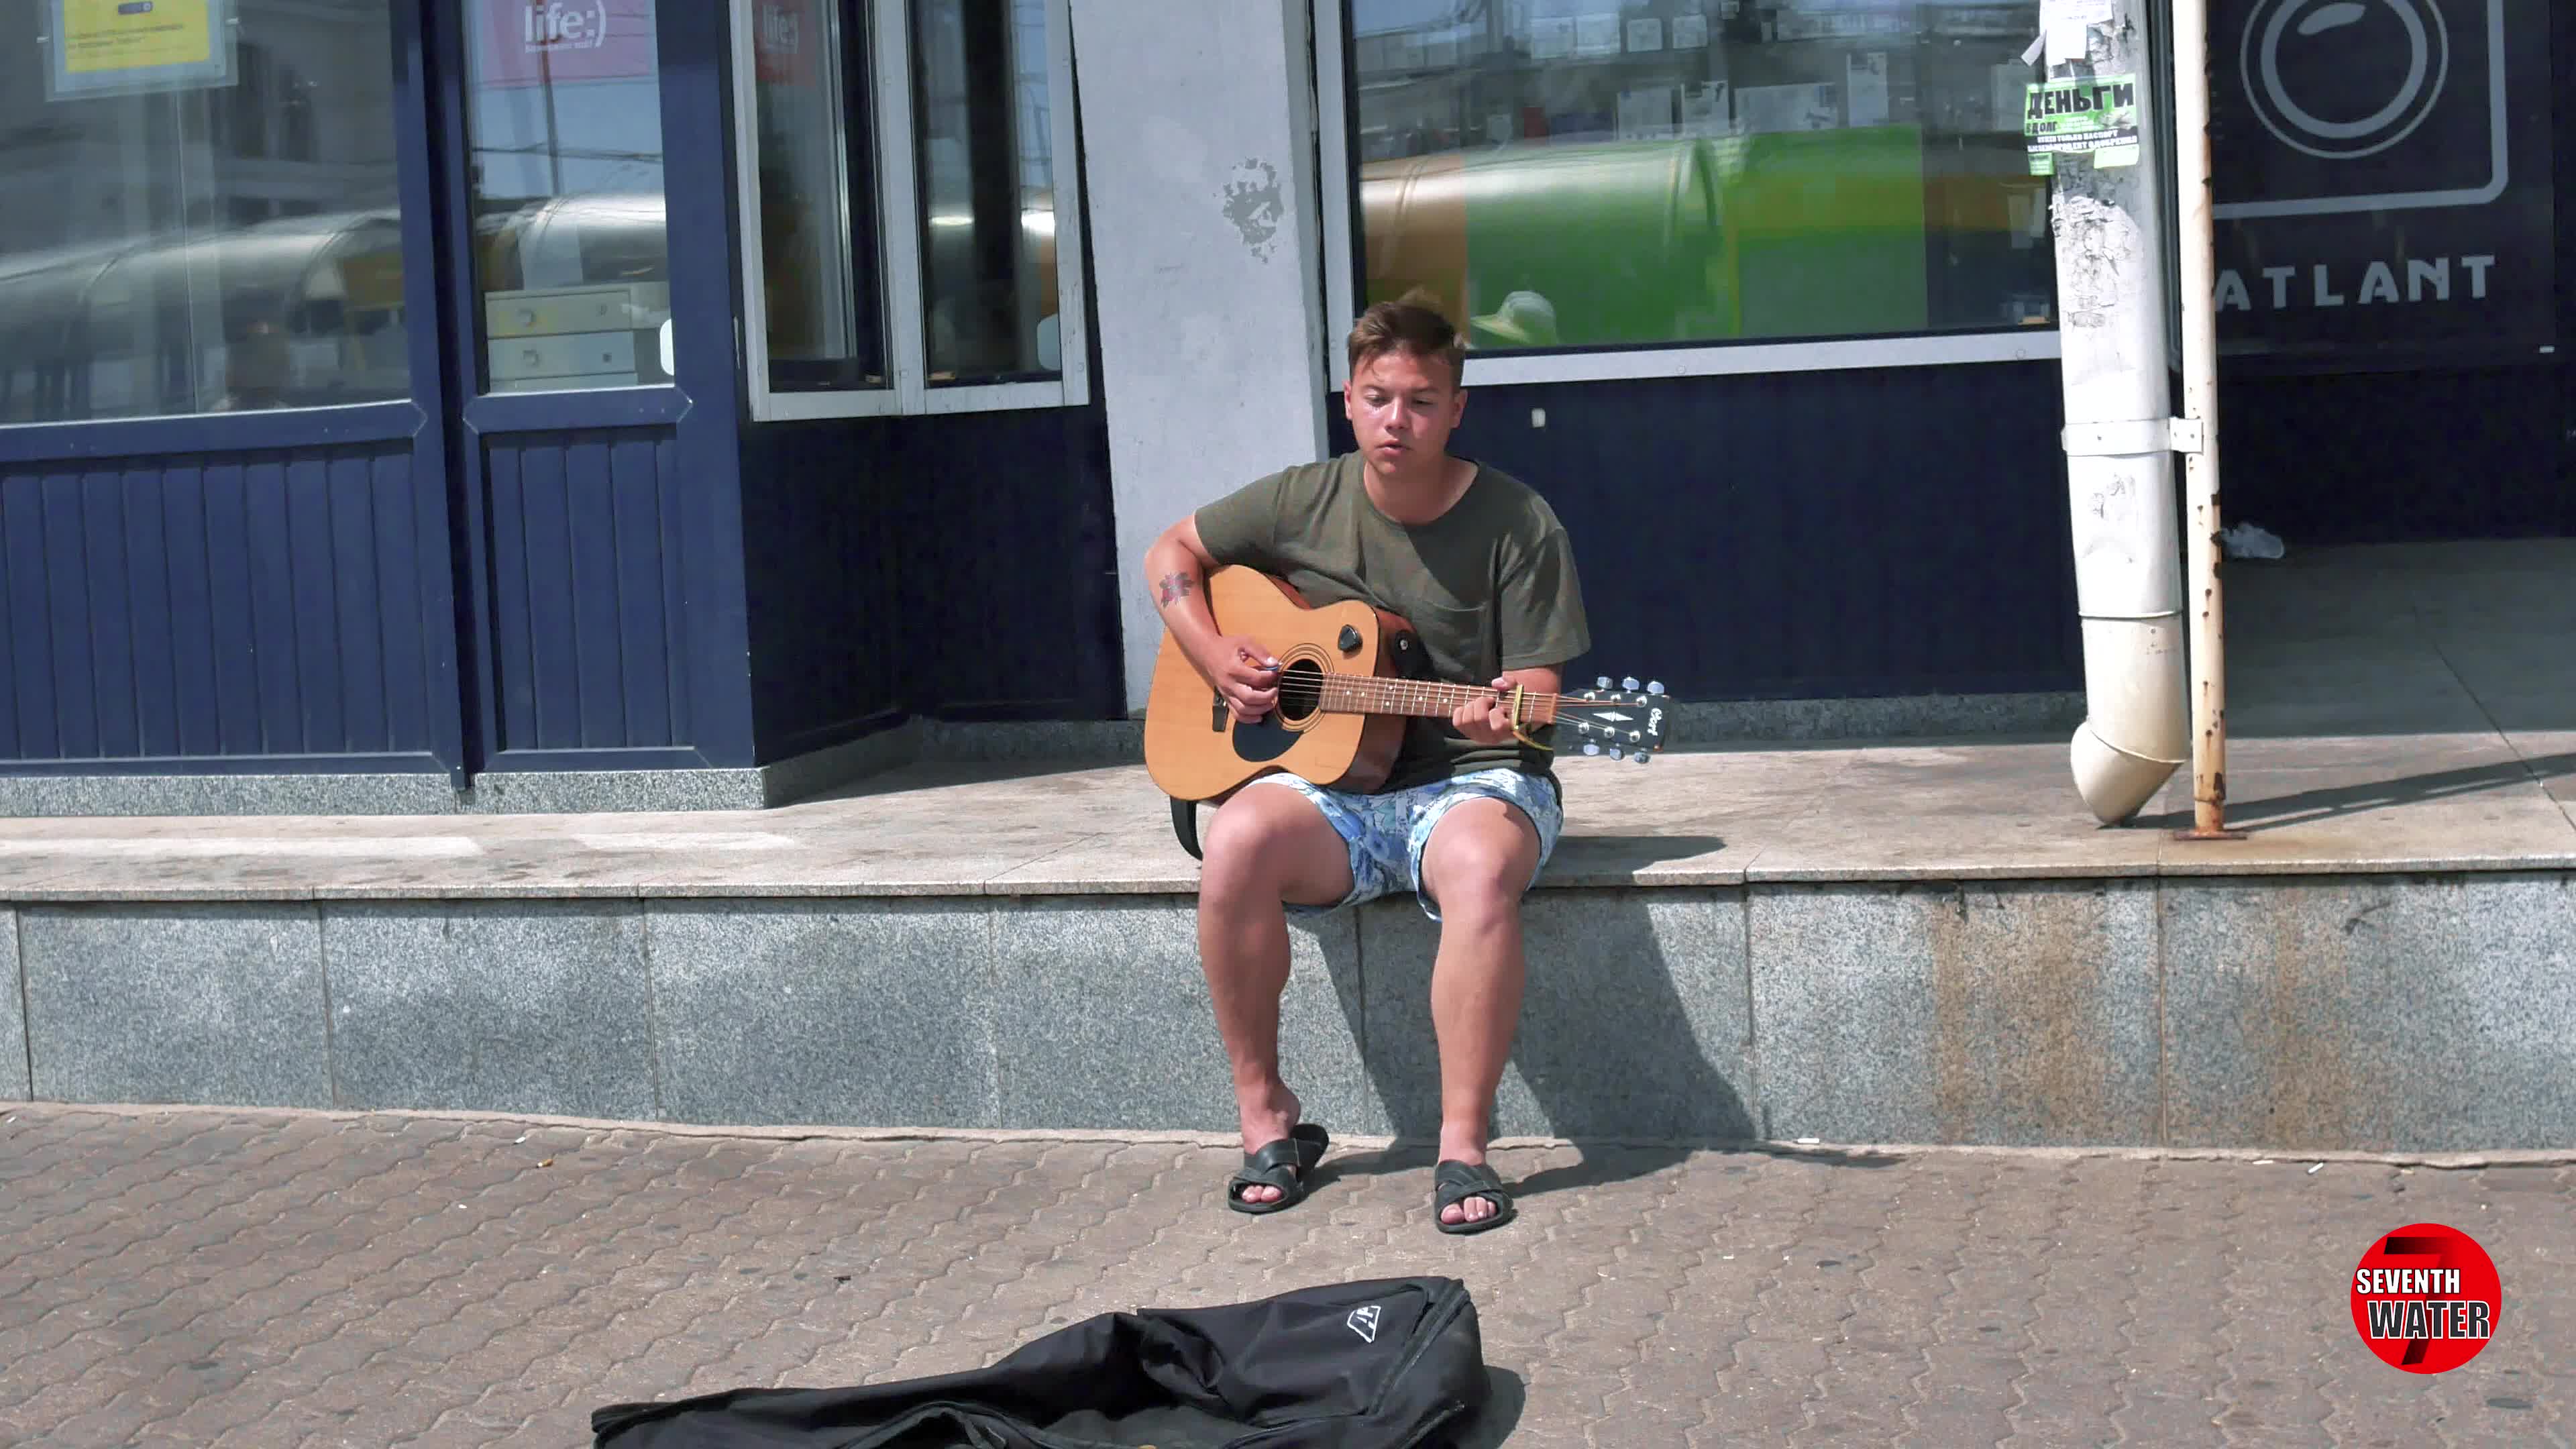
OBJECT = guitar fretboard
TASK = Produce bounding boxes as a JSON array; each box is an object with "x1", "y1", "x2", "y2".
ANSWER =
[{"x1": 1313, "y1": 676, "x2": 1562, "y2": 723}]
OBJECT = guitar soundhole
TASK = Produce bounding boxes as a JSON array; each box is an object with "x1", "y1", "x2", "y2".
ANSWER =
[{"x1": 1276, "y1": 658, "x2": 1326, "y2": 725}]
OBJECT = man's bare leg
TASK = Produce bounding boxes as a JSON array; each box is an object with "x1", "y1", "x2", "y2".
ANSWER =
[
  {"x1": 1195, "y1": 784, "x2": 1354, "y2": 1205},
  {"x1": 1419, "y1": 798, "x2": 1542, "y2": 1227}
]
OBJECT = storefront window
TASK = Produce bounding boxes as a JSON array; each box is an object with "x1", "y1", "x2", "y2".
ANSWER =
[
  {"x1": 752, "y1": 0, "x2": 887, "y2": 392},
  {"x1": 0, "y1": 0, "x2": 408, "y2": 425},
  {"x1": 1346, "y1": 0, "x2": 2055, "y2": 352},
  {"x1": 463, "y1": 0, "x2": 673, "y2": 394},
  {"x1": 912, "y1": 0, "x2": 1062, "y2": 383}
]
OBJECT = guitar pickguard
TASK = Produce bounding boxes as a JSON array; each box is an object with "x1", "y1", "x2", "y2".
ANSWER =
[{"x1": 1229, "y1": 714, "x2": 1297, "y2": 764}]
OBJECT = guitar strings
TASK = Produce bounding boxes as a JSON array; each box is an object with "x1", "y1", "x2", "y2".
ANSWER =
[{"x1": 1254, "y1": 678, "x2": 1642, "y2": 707}]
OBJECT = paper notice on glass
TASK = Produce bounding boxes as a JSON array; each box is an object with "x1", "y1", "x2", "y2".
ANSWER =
[
  {"x1": 1574, "y1": 13, "x2": 1621, "y2": 56},
  {"x1": 1529, "y1": 15, "x2": 1575, "y2": 58},
  {"x1": 1617, "y1": 84, "x2": 1676, "y2": 138},
  {"x1": 1680, "y1": 81, "x2": 1730, "y2": 136},
  {"x1": 1737, "y1": 82, "x2": 1837, "y2": 134},
  {"x1": 2039, "y1": 0, "x2": 2114, "y2": 63},
  {"x1": 1627, "y1": 17, "x2": 1664, "y2": 52},
  {"x1": 1671, "y1": 13, "x2": 1709, "y2": 48},
  {"x1": 1993, "y1": 63, "x2": 2033, "y2": 130},
  {"x1": 1846, "y1": 52, "x2": 1890, "y2": 126}
]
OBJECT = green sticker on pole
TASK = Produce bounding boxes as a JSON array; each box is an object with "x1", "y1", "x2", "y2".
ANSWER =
[{"x1": 2024, "y1": 73, "x2": 2139, "y2": 166}]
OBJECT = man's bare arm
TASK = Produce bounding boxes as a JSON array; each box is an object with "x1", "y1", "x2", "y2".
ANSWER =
[{"x1": 1140, "y1": 515, "x2": 1225, "y2": 662}]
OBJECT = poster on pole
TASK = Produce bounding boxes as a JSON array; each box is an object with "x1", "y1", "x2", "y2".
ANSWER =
[
  {"x1": 2022, "y1": 74, "x2": 2139, "y2": 172},
  {"x1": 45, "y1": 0, "x2": 236, "y2": 101}
]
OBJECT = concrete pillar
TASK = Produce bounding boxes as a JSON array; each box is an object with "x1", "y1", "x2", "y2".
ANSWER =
[{"x1": 1067, "y1": 0, "x2": 1332, "y2": 714}]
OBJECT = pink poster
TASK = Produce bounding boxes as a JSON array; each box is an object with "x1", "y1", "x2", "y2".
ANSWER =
[
  {"x1": 753, "y1": 0, "x2": 825, "y2": 87},
  {"x1": 476, "y1": 0, "x2": 659, "y2": 89}
]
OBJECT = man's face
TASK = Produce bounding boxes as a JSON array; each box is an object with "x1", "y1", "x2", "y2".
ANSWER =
[{"x1": 1344, "y1": 347, "x2": 1464, "y2": 472}]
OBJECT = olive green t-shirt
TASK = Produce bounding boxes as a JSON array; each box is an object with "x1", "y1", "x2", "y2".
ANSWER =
[{"x1": 1193, "y1": 452, "x2": 1591, "y2": 793}]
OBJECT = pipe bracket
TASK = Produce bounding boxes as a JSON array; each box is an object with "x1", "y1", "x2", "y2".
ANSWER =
[{"x1": 2063, "y1": 417, "x2": 2206, "y2": 456}]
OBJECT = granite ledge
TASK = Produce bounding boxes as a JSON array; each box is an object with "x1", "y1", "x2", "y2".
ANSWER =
[
  {"x1": 3, "y1": 845, "x2": 2571, "y2": 906},
  {"x1": 1737, "y1": 858, "x2": 2167, "y2": 885},
  {"x1": 2151, "y1": 851, "x2": 2576, "y2": 877}
]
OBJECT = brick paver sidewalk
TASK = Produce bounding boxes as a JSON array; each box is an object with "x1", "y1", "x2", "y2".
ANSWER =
[{"x1": 2, "y1": 1106, "x2": 2569, "y2": 1447}]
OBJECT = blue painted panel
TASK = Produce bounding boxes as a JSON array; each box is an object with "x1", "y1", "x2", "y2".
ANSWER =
[
  {"x1": 329, "y1": 453, "x2": 390, "y2": 753},
  {"x1": 478, "y1": 427, "x2": 691, "y2": 755},
  {"x1": 79, "y1": 469, "x2": 140, "y2": 757},
  {"x1": 740, "y1": 417, "x2": 902, "y2": 759},
  {"x1": 372, "y1": 453, "x2": 433, "y2": 754},
  {"x1": 0, "y1": 441, "x2": 453, "y2": 767},
  {"x1": 561, "y1": 430, "x2": 621, "y2": 742},
  {"x1": 612, "y1": 435, "x2": 676, "y2": 747},
  {"x1": 39, "y1": 474, "x2": 96, "y2": 751},
  {"x1": 888, "y1": 405, "x2": 1124, "y2": 722},
  {"x1": 199, "y1": 462, "x2": 266, "y2": 754},
  {"x1": 284, "y1": 455, "x2": 347, "y2": 752},
  {"x1": 737, "y1": 400, "x2": 1126, "y2": 759},
  {"x1": 119, "y1": 467, "x2": 179, "y2": 757},
  {"x1": 156, "y1": 466, "x2": 219, "y2": 755},
  {"x1": 1326, "y1": 360, "x2": 2082, "y2": 702},
  {"x1": 241, "y1": 459, "x2": 303, "y2": 751},
  {"x1": 2217, "y1": 367, "x2": 2570, "y2": 545},
  {"x1": 0, "y1": 521, "x2": 13, "y2": 758}
]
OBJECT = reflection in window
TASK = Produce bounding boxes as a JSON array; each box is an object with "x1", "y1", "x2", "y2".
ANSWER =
[
  {"x1": 463, "y1": 0, "x2": 673, "y2": 394},
  {"x1": 0, "y1": 0, "x2": 408, "y2": 424},
  {"x1": 912, "y1": 0, "x2": 1060, "y2": 384},
  {"x1": 1348, "y1": 0, "x2": 2055, "y2": 352},
  {"x1": 753, "y1": 0, "x2": 887, "y2": 391}
]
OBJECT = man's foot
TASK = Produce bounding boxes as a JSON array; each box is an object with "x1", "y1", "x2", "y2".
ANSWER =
[
  {"x1": 1433, "y1": 1128, "x2": 1511, "y2": 1231},
  {"x1": 1432, "y1": 1159, "x2": 1515, "y2": 1234},
  {"x1": 1229, "y1": 1085, "x2": 1311, "y2": 1210},
  {"x1": 1226, "y1": 1121, "x2": 1328, "y2": 1216}
]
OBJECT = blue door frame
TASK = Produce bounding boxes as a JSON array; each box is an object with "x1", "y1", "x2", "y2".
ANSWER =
[
  {"x1": 0, "y1": 0, "x2": 470, "y2": 784},
  {"x1": 0, "y1": 0, "x2": 761, "y2": 786},
  {"x1": 427, "y1": 0, "x2": 756, "y2": 777}
]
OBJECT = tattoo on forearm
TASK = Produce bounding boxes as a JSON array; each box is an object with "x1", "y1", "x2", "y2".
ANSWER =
[{"x1": 1155, "y1": 572, "x2": 1196, "y2": 607}]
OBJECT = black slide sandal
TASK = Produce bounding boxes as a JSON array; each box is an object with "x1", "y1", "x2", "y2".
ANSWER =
[
  {"x1": 1225, "y1": 1122, "x2": 1330, "y2": 1215},
  {"x1": 1432, "y1": 1159, "x2": 1516, "y2": 1235}
]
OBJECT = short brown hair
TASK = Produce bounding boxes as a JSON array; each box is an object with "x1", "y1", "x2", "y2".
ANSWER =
[{"x1": 1347, "y1": 290, "x2": 1467, "y2": 390}]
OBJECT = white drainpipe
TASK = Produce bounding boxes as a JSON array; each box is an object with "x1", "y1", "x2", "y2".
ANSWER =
[{"x1": 2048, "y1": 0, "x2": 2187, "y2": 824}]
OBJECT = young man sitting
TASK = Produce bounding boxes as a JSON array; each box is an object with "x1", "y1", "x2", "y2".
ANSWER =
[{"x1": 1138, "y1": 295, "x2": 1591, "y2": 1234}]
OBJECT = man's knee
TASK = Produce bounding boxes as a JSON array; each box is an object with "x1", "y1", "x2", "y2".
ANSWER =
[
  {"x1": 1201, "y1": 788, "x2": 1346, "y2": 903},
  {"x1": 1423, "y1": 802, "x2": 1540, "y2": 918}
]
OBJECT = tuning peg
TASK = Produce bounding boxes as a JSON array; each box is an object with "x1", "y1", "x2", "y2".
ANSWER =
[
  {"x1": 1621, "y1": 676, "x2": 1638, "y2": 691},
  {"x1": 1582, "y1": 741, "x2": 1601, "y2": 756},
  {"x1": 1595, "y1": 676, "x2": 1611, "y2": 689},
  {"x1": 1608, "y1": 745, "x2": 1624, "y2": 759},
  {"x1": 1646, "y1": 680, "x2": 1664, "y2": 695},
  {"x1": 1632, "y1": 750, "x2": 1650, "y2": 763}
]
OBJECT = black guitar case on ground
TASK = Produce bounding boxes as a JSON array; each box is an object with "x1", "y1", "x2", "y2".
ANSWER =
[{"x1": 591, "y1": 1275, "x2": 1490, "y2": 1448}]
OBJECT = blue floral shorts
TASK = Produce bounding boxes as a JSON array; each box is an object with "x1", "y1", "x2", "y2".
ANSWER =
[{"x1": 1243, "y1": 766, "x2": 1562, "y2": 921}]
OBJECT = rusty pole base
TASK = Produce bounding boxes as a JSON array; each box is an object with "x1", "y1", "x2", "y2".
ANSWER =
[{"x1": 2171, "y1": 825, "x2": 2247, "y2": 842}]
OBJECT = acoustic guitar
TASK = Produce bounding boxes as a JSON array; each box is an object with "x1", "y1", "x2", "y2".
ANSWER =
[{"x1": 1144, "y1": 566, "x2": 1670, "y2": 803}]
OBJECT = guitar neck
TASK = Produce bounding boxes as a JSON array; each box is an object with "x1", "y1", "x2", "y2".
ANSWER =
[{"x1": 1316, "y1": 675, "x2": 1559, "y2": 724}]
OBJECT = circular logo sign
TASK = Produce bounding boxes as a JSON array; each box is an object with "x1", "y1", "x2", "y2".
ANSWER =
[
  {"x1": 2351, "y1": 1223, "x2": 2500, "y2": 1373},
  {"x1": 2241, "y1": 0, "x2": 2451, "y2": 160}
]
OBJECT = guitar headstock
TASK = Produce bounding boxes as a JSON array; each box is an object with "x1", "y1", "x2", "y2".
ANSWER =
[{"x1": 1554, "y1": 676, "x2": 1672, "y2": 764}]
